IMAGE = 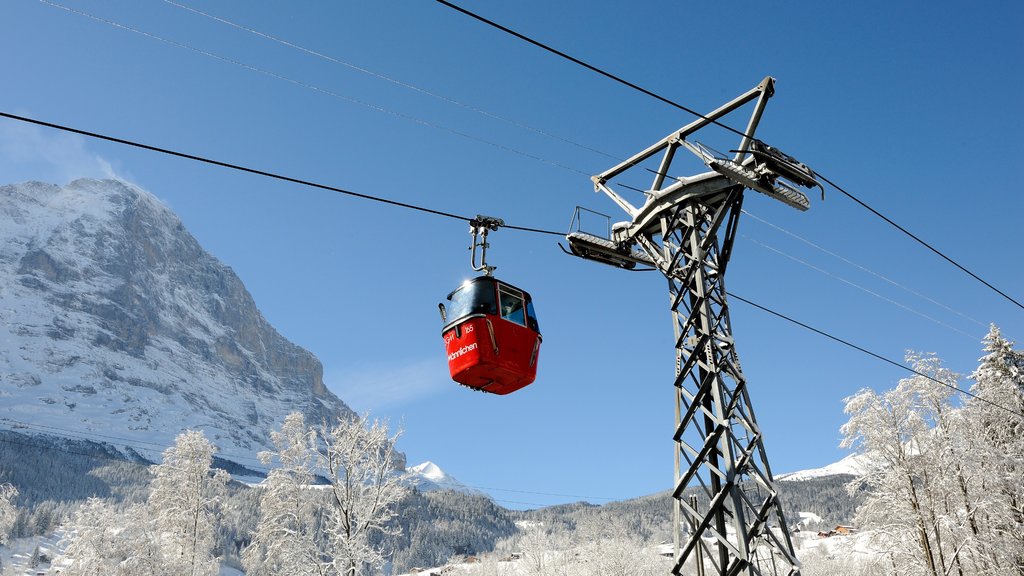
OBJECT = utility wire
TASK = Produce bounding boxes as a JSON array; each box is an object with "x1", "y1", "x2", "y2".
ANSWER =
[
  {"x1": 434, "y1": 0, "x2": 1024, "y2": 313},
  {"x1": 0, "y1": 110, "x2": 564, "y2": 236},
  {"x1": 0, "y1": 419, "x2": 622, "y2": 504},
  {"x1": 0, "y1": 429, "x2": 159, "y2": 465},
  {"x1": 2, "y1": 110, "x2": 1016, "y2": 418},
  {"x1": 814, "y1": 173, "x2": 1024, "y2": 312},
  {"x1": 36, "y1": 0, "x2": 591, "y2": 178},
  {"x1": 162, "y1": 0, "x2": 622, "y2": 163},
  {"x1": 728, "y1": 292, "x2": 1024, "y2": 419},
  {"x1": 741, "y1": 209, "x2": 988, "y2": 329},
  {"x1": 56, "y1": 0, "x2": 1018, "y2": 315},
  {"x1": 432, "y1": 0, "x2": 751, "y2": 141},
  {"x1": 742, "y1": 235, "x2": 981, "y2": 341},
  {"x1": 0, "y1": 417, "x2": 267, "y2": 467},
  {"x1": 50, "y1": 0, "x2": 1020, "y2": 313},
  {"x1": 0, "y1": 427, "x2": 562, "y2": 508}
]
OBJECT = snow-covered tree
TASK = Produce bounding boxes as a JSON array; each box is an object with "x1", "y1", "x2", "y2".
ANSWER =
[
  {"x1": 113, "y1": 503, "x2": 175, "y2": 576},
  {"x1": 0, "y1": 483, "x2": 17, "y2": 545},
  {"x1": 963, "y1": 325, "x2": 1024, "y2": 574},
  {"x1": 572, "y1": 514, "x2": 668, "y2": 576},
  {"x1": 243, "y1": 412, "x2": 324, "y2": 576},
  {"x1": 60, "y1": 498, "x2": 122, "y2": 576},
  {"x1": 317, "y1": 413, "x2": 409, "y2": 576},
  {"x1": 244, "y1": 412, "x2": 408, "y2": 576},
  {"x1": 514, "y1": 523, "x2": 568, "y2": 576},
  {"x1": 148, "y1": 429, "x2": 229, "y2": 576},
  {"x1": 59, "y1": 430, "x2": 227, "y2": 576},
  {"x1": 842, "y1": 331, "x2": 1024, "y2": 576},
  {"x1": 840, "y1": 353, "x2": 961, "y2": 576}
]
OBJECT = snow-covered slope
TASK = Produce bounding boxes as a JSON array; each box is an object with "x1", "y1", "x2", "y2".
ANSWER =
[
  {"x1": 0, "y1": 179, "x2": 356, "y2": 463},
  {"x1": 777, "y1": 453, "x2": 870, "y2": 481}
]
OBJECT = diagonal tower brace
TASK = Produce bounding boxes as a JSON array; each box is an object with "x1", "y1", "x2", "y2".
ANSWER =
[{"x1": 567, "y1": 77, "x2": 815, "y2": 576}]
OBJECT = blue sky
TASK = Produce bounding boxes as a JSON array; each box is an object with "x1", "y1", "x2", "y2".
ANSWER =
[{"x1": 2, "y1": 0, "x2": 1022, "y2": 509}]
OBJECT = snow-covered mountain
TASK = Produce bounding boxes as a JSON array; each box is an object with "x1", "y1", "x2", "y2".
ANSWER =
[
  {"x1": 777, "y1": 453, "x2": 870, "y2": 481},
  {"x1": 0, "y1": 179, "x2": 356, "y2": 463},
  {"x1": 406, "y1": 461, "x2": 486, "y2": 496}
]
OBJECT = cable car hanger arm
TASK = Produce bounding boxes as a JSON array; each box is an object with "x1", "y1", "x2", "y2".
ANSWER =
[{"x1": 469, "y1": 214, "x2": 504, "y2": 276}]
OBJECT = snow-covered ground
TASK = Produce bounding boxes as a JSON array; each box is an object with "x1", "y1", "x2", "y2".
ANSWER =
[
  {"x1": 1, "y1": 528, "x2": 247, "y2": 575},
  {"x1": 390, "y1": 531, "x2": 885, "y2": 576},
  {"x1": 1, "y1": 528, "x2": 67, "y2": 575}
]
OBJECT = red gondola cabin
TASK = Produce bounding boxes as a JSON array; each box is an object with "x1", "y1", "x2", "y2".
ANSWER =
[{"x1": 440, "y1": 276, "x2": 541, "y2": 395}]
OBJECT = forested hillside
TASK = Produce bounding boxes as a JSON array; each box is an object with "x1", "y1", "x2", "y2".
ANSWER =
[{"x1": 0, "y1": 426, "x2": 862, "y2": 574}]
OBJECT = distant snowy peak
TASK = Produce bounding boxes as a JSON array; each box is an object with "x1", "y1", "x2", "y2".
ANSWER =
[
  {"x1": 406, "y1": 461, "x2": 486, "y2": 497},
  {"x1": 409, "y1": 461, "x2": 447, "y2": 483},
  {"x1": 777, "y1": 453, "x2": 871, "y2": 481}
]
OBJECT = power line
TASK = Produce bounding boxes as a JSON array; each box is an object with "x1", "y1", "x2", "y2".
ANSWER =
[
  {"x1": 161, "y1": 0, "x2": 622, "y2": 163},
  {"x1": 727, "y1": 292, "x2": 1024, "y2": 419},
  {"x1": 741, "y1": 209, "x2": 988, "y2": 329},
  {"x1": 43, "y1": 0, "x2": 1022, "y2": 317},
  {"x1": 741, "y1": 235, "x2": 981, "y2": 341},
  {"x1": 0, "y1": 426, "x2": 560, "y2": 508},
  {"x1": 0, "y1": 110, "x2": 561, "y2": 236},
  {"x1": 814, "y1": 172, "x2": 1024, "y2": 312},
  {"x1": 35, "y1": 0, "x2": 592, "y2": 179},
  {"x1": 432, "y1": 0, "x2": 751, "y2": 142},
  {"x1": 0, "y1": 429, "x2": 158, "y2": 465},
  {"x1": 433, "y1": 0, "x2": 1024, "y2": 313},
  {"x1": 0, "y1": 419, "x2": 625, "y2": 504}
]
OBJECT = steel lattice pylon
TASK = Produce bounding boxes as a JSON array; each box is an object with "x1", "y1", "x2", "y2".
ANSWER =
[
  {"x1": 654, "y1": 192, "x2": 799, "y2": 576},
  {"x1": 566, "y1": 77, "x2": 818, "y2": 576}
]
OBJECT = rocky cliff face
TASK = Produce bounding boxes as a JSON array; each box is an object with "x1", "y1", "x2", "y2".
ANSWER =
[{"x1": 0, "y1": 179, "x2": 355, "y2": 462}]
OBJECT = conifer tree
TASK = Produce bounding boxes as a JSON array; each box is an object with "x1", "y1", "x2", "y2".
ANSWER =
[{"x1": 964, "y1": 325, "x2": 1024, "y2": 574}]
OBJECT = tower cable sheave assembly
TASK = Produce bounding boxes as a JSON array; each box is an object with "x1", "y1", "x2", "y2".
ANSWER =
[{"x1": 566, "y1": 77, "x2": 815, "y2": 576}]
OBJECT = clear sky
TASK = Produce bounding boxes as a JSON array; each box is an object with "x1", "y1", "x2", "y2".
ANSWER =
[{"x1": 2, "y1": 0, "x2": 1022, "y2": 509}]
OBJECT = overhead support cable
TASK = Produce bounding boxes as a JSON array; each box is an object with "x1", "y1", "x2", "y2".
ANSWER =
[
  {"x1": 0, "y1": 110, "x2": 558, "y2": 236},
  {"x1": 742, "y1": 235, "x2": 982, "y2": 341},
  {"x1": 0, "y1": 415, "x2": 623, "y2": 503},
  {"x1": 814, "y1": 173, "x2": 1024, "y2": 312},
  {"x1": 47, "y1": 0, "x2": 1021, "y2": 313},
  {"x1": 728, "y1": 292, "x2": 1024, "y2": 419},
  {"x1": 434, "y1": 0, "x2": 1024, "y2": 313},
  {"x1": 742, "y1": 209, "x2": 988, "y2": 329},
  {"x1": 1, "y1": 110, "x2": 1015, "y2": 417},
  {"x1": 433, "y1": 0, "x2": 750, "y2": 142}
]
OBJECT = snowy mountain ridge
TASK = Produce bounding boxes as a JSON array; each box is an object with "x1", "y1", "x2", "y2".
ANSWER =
[
  {"x1": 0, "y1": 179, "x2": 358, "y2": 464},
  {"x1": 777, "y1": 453, "x2": 869, "y2": 481}
]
